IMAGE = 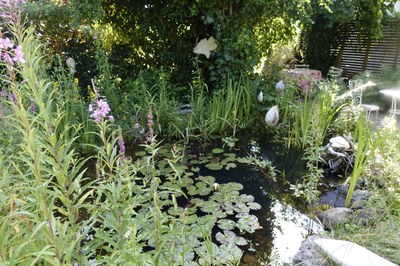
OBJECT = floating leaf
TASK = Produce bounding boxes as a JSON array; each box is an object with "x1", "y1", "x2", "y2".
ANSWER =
[
  {"x1": 217, "y1": 219, "x2": 236, "y2": 230},
  {"x1": 191, "y1": 166, "x2": 200, "y2": 172},
  {"x1": 233, "y1": 202, "x2": 250, "y2": 213},
  {"x1": 212, "y1": 148, "x2": 224, "y2": 154},
  {"x1": 225, "y1": 162, "x2": 237, "y2": 170},
  {"x1": 220, "y1": 182, "x2": 243, "y2": 193},
  {"x1": 198, "y1": 175, "x2": 216, "y2": 185},
  {"x1": 236, "y1": 157, "x2": 250, "y2": 164},
  {"x1": 205, "y1": 162, "x2": 223, "y2": 171},
  {"x1": 199, "y1": 201, "x2": 220, "y2": 213},
  {"x1": 215, "y1": 230, "x2": 236, "y2": 244},
  {"x1": 235, "y1": 214, "x2": 263, "y2": 233},
  {"x1": 179, "y1": 176, "x2": 194, "y2": 187},
  {"x1": 238, "y1": 194, "x2": 255, "y2": 203},
  {"x1": 247, "y1": 202, "x2": 262, "y2": 210},
  {"x1": 235, "y1": 236, "x2": 248, "y2": 246}
]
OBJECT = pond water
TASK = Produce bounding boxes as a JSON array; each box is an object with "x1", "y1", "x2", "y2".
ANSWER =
[{"x1": 186, "y1": 136, "x2": 325, "y2": 265}]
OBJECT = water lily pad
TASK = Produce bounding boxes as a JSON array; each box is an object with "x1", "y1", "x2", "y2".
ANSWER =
[
  {"x1": 247, "y1": 202, "x2": 262, "y2": 210},
  {"x1": 217, "y1": 219, "x2": 236, "y2": 230},
  {"x1": 238, "y1": 194, "x2": 255, "y2": 203},
  {"x1": 199, "y1": 201, "x2": 220, "y2": 213},
  {"x1": 214, "y1": 209, "x2": 227, "y2": 219},
  {"x1": 215, "y1": 230, "x2": 236, "y2": 244},
  {"x1": 198, "y1": 175, "x2": 216, "y2": 185},
  {"x1": 225, "y1": 162, "x2": 237, "y2": 170},
  {"x1": 235, "y1": 214, "x2": 262, "y2": 233},
  {"x1": 233, "y1": 202, "x2": 250, "y2": 213},
  {"x1": 236, "y1": 157, "x2": 249, "y2": 164},
  {"x1": 187, "y1": 185, "x2": 198, "y2": 196},
  {"x1": 235, "y1": 236, "x2": 248, "y2": 246},
  {"x1": 179, "y1": 176, "x2": 194, "y2": 187},
  {"x1": 220, "y1": 182, "x2": 243, "y2": 193},
  {"x1": 190, "y1": 198, "x2": 204, "y2": 206},
  {"x1": 205, "y1": 162, "x2": 223, "y2": 171},
  {"x1": 212, "y1": 148, "x2": 224, "y2": 154},
  {"x1": 191, "y1": 166, "x2": 200, "y2": 172},
  {"x1": 167, "y1": 206, "x2": 186, "y2": 216}
]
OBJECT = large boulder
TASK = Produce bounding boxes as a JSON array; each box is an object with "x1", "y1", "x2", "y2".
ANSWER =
[{"x1": 293, "y1": 236, "x2": 398, "y2": 266}]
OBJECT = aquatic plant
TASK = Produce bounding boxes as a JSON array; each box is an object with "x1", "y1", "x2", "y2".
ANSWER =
[{"x1": 286, "y1": 81, "x2": 344, "y2": 148}]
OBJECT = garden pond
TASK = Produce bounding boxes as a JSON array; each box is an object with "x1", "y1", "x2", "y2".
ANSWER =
[{"x1": 122, "y1": 133, "x2": 329, "y2": 265}]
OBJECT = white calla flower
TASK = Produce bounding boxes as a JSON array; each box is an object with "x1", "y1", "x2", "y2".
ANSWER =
[
  {"x1": 257, "y1": 91, "x2": 263, "y2": 102},
  {"x1": 265, "y1": 105, "x2": 279, "y2": 126}
]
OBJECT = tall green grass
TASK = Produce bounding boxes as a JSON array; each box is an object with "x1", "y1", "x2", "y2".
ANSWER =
[
  {"x1": 286, "y1": 82, "x2": 344, "y2": 148},
  {"x1": 208, "y1": 76, "x2": 254, "y2": 136}
]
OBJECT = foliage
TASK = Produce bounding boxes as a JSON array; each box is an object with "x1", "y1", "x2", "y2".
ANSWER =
[
  {"x1": 0, "y1": 6, "x2": 263, "y2": 265},
  {"x1": 344, "y1": 116, "x2": 382, "y2": 207},
  {"x1": 290, "y1": 147, "x2": 324, "y2": 204},
  {"x1": 285, "y1": 81, "x2": 344, "y2": 149},
  {"x1": 100, "y1": 0, "x2": 308, "y2": 87}
]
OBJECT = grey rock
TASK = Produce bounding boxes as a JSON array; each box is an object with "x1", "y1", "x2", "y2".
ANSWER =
[
  {"x1": 353, "y1": 207, "x2": 383, "y2": 226},
  {"x1": 350, "y1": 189, "x2": 372, "y2": 209},
  {"x1": 316, "y1": 207, "x2": 353, "y2": 230},
  {"x1": 292, "y1": 236, "x2": 333, "y2": 266}
]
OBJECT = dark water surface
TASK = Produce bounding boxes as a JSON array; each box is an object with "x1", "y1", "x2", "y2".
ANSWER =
[{"x1": 194, "y1": 137, "x2": 324, "y2": 265}]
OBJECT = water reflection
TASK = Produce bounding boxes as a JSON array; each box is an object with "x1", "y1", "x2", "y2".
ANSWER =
[{"x1": 268, "y1": 199, "x2": 324, "y2": 264}]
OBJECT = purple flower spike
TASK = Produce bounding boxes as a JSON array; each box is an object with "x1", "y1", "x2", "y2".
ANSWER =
[{"x1": 88, "y1": 98, "x2": 113, "y2": 123}]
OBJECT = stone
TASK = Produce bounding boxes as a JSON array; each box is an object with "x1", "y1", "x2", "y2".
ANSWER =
[
  {"x1": 292, "y1": 236, "x2": 332, "y2": 266},
  {"x1": 350, "y1": 189, "x2": 372, "y2": 209},
  {"x1": 353, "y1": 208, "x2": 383, "y2": 226},
  {"x1": 316, "y1": 207, "x2": 352, "y2": 230},
  {"x1": 314, "y1": 238, "x2": 398, "y2": 266},
  {"x1": 293, "y1": 236, "x2": 397, "y2": 266}
]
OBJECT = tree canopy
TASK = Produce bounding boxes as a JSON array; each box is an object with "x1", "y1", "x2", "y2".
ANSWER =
[{"x1": 24, "y1": 0, "x2": 399, "y2": 86}]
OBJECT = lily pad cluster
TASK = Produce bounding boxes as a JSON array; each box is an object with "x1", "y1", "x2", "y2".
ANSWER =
[{"x1": 125, "y1": 144, "x2": 263, "y2": 265}]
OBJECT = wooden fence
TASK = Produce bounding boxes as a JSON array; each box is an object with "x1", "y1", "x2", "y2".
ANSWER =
[{"x1": 331, "y1": 19, "x2": 400, "y2": 78}]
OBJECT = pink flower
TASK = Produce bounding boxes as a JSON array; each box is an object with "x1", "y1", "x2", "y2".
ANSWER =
[
  {"x1": 12, "y1": 45, "x2": 24, "y2": 63},
  {"x1": 2, "y1": 51, "x2": 13, "y2": 65},
  {"x1": 0, "y1": 37, "x2": 13, "y2": 49},
  {"x1": 89, "y1": 98, "x2": 113, "y2": 123}
]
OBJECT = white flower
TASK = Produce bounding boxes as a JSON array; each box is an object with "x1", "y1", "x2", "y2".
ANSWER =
[
  {"x1": 257, "y1": 91, "x2": 263, "y2": 102},
  {"x1": 275, "y1": 80, "x2": 285, "y2": 91},
  {"x1": 265, "y1": 105, "x2": 279, "y2": 126},
  {"x1": 193, "y1": 37, "x2": 217, "y2": 58}
]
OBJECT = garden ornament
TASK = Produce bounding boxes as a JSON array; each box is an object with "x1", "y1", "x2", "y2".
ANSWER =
[
  {"x1": 322, "y1": 135, "x2": 355, "y2": 174},
  {"x1": 257, "y1": 91, "x2": 263, "y2": 102},
  {"x1": 265, "y1": 105, "x2": 279, "y2": 126},
  {"x1": 329, "y1": 136, "x2": 351, "y2": 150},
  {"x1": 193, "y1": 36, "x2": 217, "y2": 58},
  {"x1": 275, "y1": 80, "x2": 285, "y2": 91},
  {"x1": 66, "y1": 57, "x2": 76, "y2": 74}
]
